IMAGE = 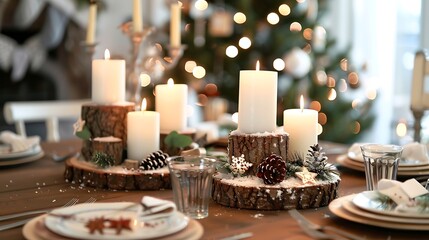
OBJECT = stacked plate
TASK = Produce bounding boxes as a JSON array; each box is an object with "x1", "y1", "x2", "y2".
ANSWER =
[
  {"x1": 23, "y1": 202, "x2": 203, "y2": 240},
  {"x1": 0, "y1": 145, "x2": 44, "y2": 167},
  {"x1": 329, "y1": 191, "x2": 429, "y2": 230},
  {"x1": 336, "y1": 150, "x2": 429, "y2": 177}
]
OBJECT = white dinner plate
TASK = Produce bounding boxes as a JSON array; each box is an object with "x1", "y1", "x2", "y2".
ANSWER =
[
  {"x1": 352, "y1": 191, "x2": 429, "y2": 218},
  {"x1": 0, "y1": 151, "x2": 44, "y2": 166},
  {"x1": 336, "y1": 155, "x2": 429, "y2": 177},
  {"x1": 0, "y1": 145, "x2": 42, "y2": 160},
  {"x1": 343, "y1": 197, "x2": 429, "y2": 224},
  {"x1": 329, "y1": 195, "x2": 429, "y2": 231},
  {"x1": 347, "y1": 151, "x2": 429, "y2": 167},
  {"x1": 44, "y1": 202, "x2": 189, "y2": 240}
]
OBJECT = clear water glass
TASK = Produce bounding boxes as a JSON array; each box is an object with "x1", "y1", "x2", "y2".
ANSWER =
[
  {"x1": 167, "y1": 156, "x2": 216, "y2": 219},
  {"x1": 360, "y1": 144, "x2": 403, "y2": 191}
]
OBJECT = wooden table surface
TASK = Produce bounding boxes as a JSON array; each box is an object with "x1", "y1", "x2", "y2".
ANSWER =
[{"x1": 1, "y1": 139, "x2": 428, "y2": 239}]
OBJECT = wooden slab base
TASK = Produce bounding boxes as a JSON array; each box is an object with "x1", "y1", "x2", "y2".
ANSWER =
[
  {"x1": 64, "y1": 157, "x2": 171, "y2": 191},
  {"x1": 212, "y1": 173, "x2": 340, "y2": 210}
]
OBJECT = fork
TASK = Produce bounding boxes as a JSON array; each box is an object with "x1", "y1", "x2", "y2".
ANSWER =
[
  {"x1": 289, "y1": 209, "x2": 365, "y2": 240},
  {"x1": 0, "y1": 198, "x2": 80, "y2": 231},
  {"x1": 0, "y1": 198, "x2": 79, "y2": 222}
]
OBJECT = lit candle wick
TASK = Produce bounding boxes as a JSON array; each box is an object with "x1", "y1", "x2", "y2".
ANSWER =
[
  {"x1": 104, "y1": 49, "x2": 110, "y2": 60},
  {"x1": 167, "y1": 78, "x2": 174, "y2": 87},
  {"x1": 300, "y1": 95, "x2": 304, "y2": 112},
  {"x1": 141, "y1": 98, "x2": 147, "y2": 111},
  {"x1": 256, "y1": 61, "x2": 260, "y2": 71}
]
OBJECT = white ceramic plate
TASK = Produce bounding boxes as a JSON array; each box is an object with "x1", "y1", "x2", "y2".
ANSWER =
[
  {"x1": 44, "y1": 202, "x2": 189, "y2": 240},
  {"x1": 343, "y1": 197, "x2": 429, "y2": 224},
  {"x1": 0, "y1": 151, "x2": 44, "y2": 166},
  {"x1": 352, "y1": 191, "x2": 429, "y2": 218},
  {"x1": 329, "y1": 195, "x2": 429, "y2": 231},
  {"x1": 347, "y1": 151, "x2": 429, "y2": 167},
  {"x1": 336, "y1": 155, "x2": 429, "y2": 176},
  {"x1": 0, "y1": 145, "x2": 42, "y2": 160}
]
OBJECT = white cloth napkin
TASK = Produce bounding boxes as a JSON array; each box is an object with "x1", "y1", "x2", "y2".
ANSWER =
[
  {"x1": 139, "y1": 196, "x2": 177, "y2": 220},
  {"x1": 0, "y1": 131, "x2": 40, "y2": 153},
  {"x1": 348, "y1": 142, "x2": 429, "y2": 163},
  {"x1": 377, "y1": 179, "x2": 429, "y2": 213}
]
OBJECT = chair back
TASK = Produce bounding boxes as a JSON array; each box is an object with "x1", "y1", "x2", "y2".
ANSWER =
[{"x1": 3, "y1": 99, "x2": 89, "y2": 142}]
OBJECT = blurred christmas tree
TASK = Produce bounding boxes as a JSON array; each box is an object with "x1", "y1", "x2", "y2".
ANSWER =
[{"x1": 167, "y1": 0, "x2": 375, "y2": 143}]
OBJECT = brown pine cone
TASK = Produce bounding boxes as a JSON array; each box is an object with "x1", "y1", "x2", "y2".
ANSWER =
[{"x1": 256, "y1": 154, "x2": 287, "y2": 185}]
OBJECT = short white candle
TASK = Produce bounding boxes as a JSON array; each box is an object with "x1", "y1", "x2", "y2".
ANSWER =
[
  {"x1": 283, "y1": 95, "x2": 318, "y2": 158},
  {"x1": 155, "y1": 78, "x2": 188, "y2": 133},
  {"x1": 170, "y1": 1, "x2": 182, "y2": 47},
  {"x1": 91, "y1": 49, "x2": 125, "y2": 104},
  {"x1": 238, "y1": 61, "x2": 278, "y2": 133},
  {"x1": 85, "y1": 1, "x2": 97, "y2": 44},
  {"x1": 127, "y1": 99, "x2": 160, "y2": 160},
  {"x1": 133, "y1": 0, "x2": 143, "y2": 33}
]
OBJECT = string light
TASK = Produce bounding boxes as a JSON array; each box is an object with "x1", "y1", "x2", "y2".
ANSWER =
[
  {"x1": 278, "y1": 4, "x2": 291, "y2": 16},
  {"x1": 192, "y1": 66, "x2": 206, "y2": 79},
  {"x1": 290, "y1": 22, "x2": 302, "y2": 32},
  {"x1": 226, "y1": 45, "x2": 238, "y2": 58},
  {"x1": 327, "y1": 88, "x2": 337, "y2": 101},
  {"x1": 139, "y1": 73, "x2": 151, "y2": 87},
  {"x1": 267, "y1": 12, "x2": 280, "y2": 25},
  {"x1": 238, "y1": 37, "x2": 252, "y2": 49},
  {"x1": 273, "y1": 58, "x2": 285, "y2": 71},
  {"x1": 234, "y1": 12, "x2": 246, "y2": 24},
  {"x1": 338, "y1": 79, "x2": 348, "y2": 92},
  {"x1": 184, "y1": 60, "x2": 197, "y2": 73},
  {"x1": 194, "y1": 0, "x2": 208, "y2": 11}
]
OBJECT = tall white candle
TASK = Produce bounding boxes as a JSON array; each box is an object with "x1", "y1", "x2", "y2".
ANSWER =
[
  {"x1": 283, "y1": 95, "x2": 318, "y2": 158},
  {"x1": 86, "y1": 1, "x2": 97, "y2": 44},
  {"x1": 133, "y1": 0, "x2": 143, "y2": 33},
  {"x1": 155, "y1": 78, "x2": 188, "y2": 133},
  {"x1": 170, "y1": 1, "x2": 181, "y2": 47},
  {"x1": 238, "y1": 61, "x2": 278, "y2": 133},
  {"x1": 91, "y1": 49, "x2": 126, "y2": 104},
  {"x1": 127, "y1": 99, "x2": 160, "y2": 160}
]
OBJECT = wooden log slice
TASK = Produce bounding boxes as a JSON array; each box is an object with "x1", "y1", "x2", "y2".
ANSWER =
[
  {"x1": 212, "y1": 173, "x2": 340, "y2": 210},
  {"x1": 228, "y1": 131, "x2": 289, "y2": 175},
  {"x1": 64, "y1": 157, "x2": 171, "y2": 191},
  {"x1": 81, "y1": 102, "x2": 135, "y2": 148},
  {"x1": 92, "y1": 137, "x2": 123, "y2": 165}
]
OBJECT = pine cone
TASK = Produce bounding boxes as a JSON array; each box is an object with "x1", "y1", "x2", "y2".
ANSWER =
[
  {"x1": 257, "y1": 154, "x2": 286, "y2": 185},
  {"x1": 139, "y1": 150, "x2": 169, "y2": 170},
  {"x1": 305, "y1": 144, "x2": 328, "y2": 174}
]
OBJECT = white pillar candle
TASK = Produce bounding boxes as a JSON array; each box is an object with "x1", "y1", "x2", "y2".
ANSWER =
[
  {"x1": 283, "y1": 95, "x2": 318, "y2": 158},
  {"x1": 127, "y1": 99, "x2": 160, "y2": 160},
  {"x1": 133, "y1": 0, "x2": 143, "y2": 33},
  {"x1": 170, "y1": 1, "x2": 182, "y2": 47},
  {"x1": 85, "y1": 1, "x2": 97, "y2": 44},
  {"x1": 238, "y1": 61, "x2": 278, "y2": 133},
  {"x1": 91, "y1": 49, "x2": 126, "y2": 104},
  {"x1": 155, "y1": 78, "x2": 188, "y2": 133}
]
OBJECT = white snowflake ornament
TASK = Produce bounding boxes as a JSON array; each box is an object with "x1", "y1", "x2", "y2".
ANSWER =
[{"x1": 230, "y1": 154, "x2": 253, "y2": 176}]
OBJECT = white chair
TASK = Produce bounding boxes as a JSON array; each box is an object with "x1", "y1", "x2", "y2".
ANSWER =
[
  {"x1": 411, "y1": 50, "x2": 429, "y2": 142},
  {"x1": 3, "y1": 99, "x2": 89, "y2": 142}
]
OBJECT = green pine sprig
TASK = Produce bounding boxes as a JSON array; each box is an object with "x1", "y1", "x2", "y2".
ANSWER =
[{"x1": 91, "y1": 152, "x2": 114, "y2": 168}]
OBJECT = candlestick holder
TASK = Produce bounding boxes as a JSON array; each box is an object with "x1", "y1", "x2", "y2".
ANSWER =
[
  {"x1": 412, "y1": 109, "x2": 424, "y2": 142},
  {"x1": 81, "y1": 42, "x2": 98, "y2": 98},
  {"x1": 141, "y1": 43, "x2": 187, "y2": 77},
  {"x1": 121, "y1": 22, "x2": 154, "y2": 109}
]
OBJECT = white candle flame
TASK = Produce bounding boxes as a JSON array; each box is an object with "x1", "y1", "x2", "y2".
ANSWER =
[
  {"x1": 104, "y1": 49, "x2": 110, "y2": 60},
  {"x1": 167, "y1": 78, "x2": 174, "y2": 86},
  {"x1": 256, "y1": 61, "x2": 260, "y2": 71},
  {"x1": 300, "y1": 95, "x2": 304, "y2": 112},
  {"x1": 141, "y1": 98, "x2": 147, "y2": 111}
]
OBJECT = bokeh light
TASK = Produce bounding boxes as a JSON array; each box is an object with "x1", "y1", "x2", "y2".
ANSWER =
[
  {"x1": 205, "y1": 83, "x2": 218, "y2": 95},
  {"x1": 303, "y1": 28, "x2": 313, "y2": 40},
  {"x1": 184, "y1": 60, "x2": 197, "y2": 73},
  {"x1": 279, "y1": 4, "x2": 291, "y2": 16},
  {"x1": 140, "y1": 73, "x2": 151, "y2": 87},
  {"x1": 192, "y1": 66, "x2": 206, "y2": 79},
  {"x1": 396, "y1": 121, "x2": 407, "y2": 137},
  {"x1": 232, "y1": 112, "x2": 239, "y2": 123},
  {"x1": 238, "y1": 37, "x2": 252, "y2": 49},
  {"x1": 267, "y1": 12, "x2": 280, "y2": 25},
  {"x1": 194, "y1": 0, "x2": 208, "y2": 11},
  {"x1": 234, "y1": 12, "x2": 246, "y2": 24},
  {"x1": 352, "y1": 121, "x2": 361, "y2": 134},
  {"x1": 327, "y1": 88, "x2": 337, "y2": 101},
  {"x1": 310, "y1": 101, "x2": 321, "y2": 112},
  {"x1": 318, "y1": 112, "x2": 327, "y2": 125},
  {"x1": 340, "y1": 58, "x2": 348, "y2": 71},
  {"x1": 226, "y1": 45, "x2": 238, "y2": 58},
  {"x1": 290, "y1": 22, "x2": 302, "y2": 32},
  {"x1": 273, "y1": 58, "x2": 285, "y2": 71},
  {"x1": 338, "y1": 79, "x2": 348, "y2": 92}
]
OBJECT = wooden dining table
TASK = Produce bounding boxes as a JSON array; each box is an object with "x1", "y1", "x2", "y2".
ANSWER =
[{"x1": 1, "y1": 139, "x2": 428, "y2": 240}]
